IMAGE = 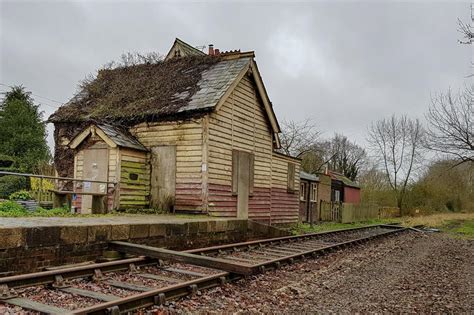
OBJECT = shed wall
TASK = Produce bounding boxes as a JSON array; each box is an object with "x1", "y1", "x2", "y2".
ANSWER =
[
  {"x1": 344, "y1": 186, "x2": 361, "y2": 204},
  {"x1": 207, "y1": 75, "x2": 274, "y2": 222},
  {"x1": 270, "y1": 153, "x2": 300, "y2": 224},
  {"x1": 130, "y1": 120, "x2": 204, "y2": 211},
  {"x1": 119, "y1": 148, "x2": 149, "y2": 209}
]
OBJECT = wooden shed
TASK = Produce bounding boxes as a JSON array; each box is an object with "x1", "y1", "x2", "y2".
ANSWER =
[
  {"x1": 49, "y1": 38, "x2": 301, "y2": 224},
  {"x1": 69, "y1": 124, "x2": 148, "y2": 213},
  {"x1": 328, "y1": 171, "x2": 361, "y2": 204}
]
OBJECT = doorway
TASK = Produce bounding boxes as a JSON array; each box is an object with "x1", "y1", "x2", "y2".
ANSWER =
[
  {"x1": 81, "y1": 146, "x2": 108, "y2": 214},
  {"x1": 150, "y1": 146, "x2": 176, "y2": 211}
]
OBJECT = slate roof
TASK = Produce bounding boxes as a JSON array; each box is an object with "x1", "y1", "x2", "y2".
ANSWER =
[
  {"x1": 49, "y1": 55, "x2": 251, "y2": 124},
  {"x1": 98, "y1": 124, "x2": 147, "y2": 151},
  {"x1": 178, "y1": 57, "x2": 250, "y2": 113}
]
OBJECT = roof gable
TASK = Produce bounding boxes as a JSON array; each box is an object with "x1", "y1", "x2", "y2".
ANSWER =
[
  {"x1": 165, "y1": 38, "x2": 206, "y2": 61},
  {"x1": 69, "y1": 124, "x2": 147, "y2": 151},
  {"x1": 213, "y1": 58, "x2": 281, "y2": 146}
]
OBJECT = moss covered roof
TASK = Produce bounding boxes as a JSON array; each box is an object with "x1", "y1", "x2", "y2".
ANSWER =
[{"x1": 49, "y1": 55, "x2": 251, "y2": 124}]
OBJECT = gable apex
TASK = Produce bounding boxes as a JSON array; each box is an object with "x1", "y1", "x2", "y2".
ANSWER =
[{"x1": 165, "y1": 38, "x2": 206, "y2": 61}]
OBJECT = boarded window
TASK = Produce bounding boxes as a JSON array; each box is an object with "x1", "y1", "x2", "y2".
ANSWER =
[
  {"x1": 249, "y1": 154, "x2": 254, "y2": 196},
  {"x1": 287, "y1": 163, "x2": 295, "y2": 193},
  {"x1": 232, "y1": 150, "x2": 239, "y2": 195},
  {"x1": 232, "y1": 150, "x2": 254, "y2": 196}
]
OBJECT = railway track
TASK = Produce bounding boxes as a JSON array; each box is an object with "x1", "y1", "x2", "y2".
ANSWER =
[{"x1": 0, "y1": 224, "x2": 408, "y2": 314}]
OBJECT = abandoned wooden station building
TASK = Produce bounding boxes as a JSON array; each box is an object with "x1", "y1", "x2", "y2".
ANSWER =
[{"x1": 49, "y1": 38, "x2": 301, "y2": 224}]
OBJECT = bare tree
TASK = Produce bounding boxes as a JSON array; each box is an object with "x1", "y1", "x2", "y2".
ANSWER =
[
  {"x1": 279, "y1": 119, "x2": 320, "y2": 158},
  {"x1": 426, "y1": 88, "x2": 473, "y2": 165},
  {"x1": 368, "y1": 115, "x2": 424, "y2": 212},
  {"x1": 322, "y1": 134, "x2": 366, "y2": 181},
  {"x1": 458, "y1": 17, "x2": 473, "y2": 45}
]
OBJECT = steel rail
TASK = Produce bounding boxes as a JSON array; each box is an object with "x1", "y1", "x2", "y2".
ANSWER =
[
  {"x1": 70, "y1": 272, "x2": 239, "y2": 315},
  {"x1": 0, "y1": 257, "x2": 155, "y2": 289},
  {"x1": 0, "y1": 224, "x2": 409, "y2": 314},
  {"x1": 184, "y1": 224, "x2": 400, "y2": 255},
  {"x1": 71, "y1": 225, "x2": 408, "y2": 314}
]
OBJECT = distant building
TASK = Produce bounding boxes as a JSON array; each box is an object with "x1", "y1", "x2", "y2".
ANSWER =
[
  {"x1": 298, "y1": 171, "x2": 331, "y2": 223},
  {"x1": 299, "y1": 170, "x2": 361, "y2": 223},
  {"x1": 327, "y1": 171, "x2": 361, "y2": 204}
]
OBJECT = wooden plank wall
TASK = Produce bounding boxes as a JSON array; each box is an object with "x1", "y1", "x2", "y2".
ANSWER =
[
  {"x1": 207, "y1": 74, "x2": 274, "y2": 222},
  {"x1": 119, "y1": 148, "x2": 149, "y2": 209},
  {"x1": 130, "y1": 120, "x2": 204, "y2": 211},
  {"x1": 270, "y1": 153, "x2": 300, "y2": 224}
]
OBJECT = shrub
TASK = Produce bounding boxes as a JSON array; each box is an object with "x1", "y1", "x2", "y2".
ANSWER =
[
  {"x1": 0, "y1": 154, "x2": 15, "y2": 169},
  {"x1": 0, "y1": 175, "x2": 27, "y2": 199},
  {"x1": 0, "y1": 200, "x2": 28, "y2": 216},
  {"x1": 33, "y1": 207, "x2": 70, "y2": 217},
  {"x1": 9, "y1": 190, "x2": 32, "y2": 201}
]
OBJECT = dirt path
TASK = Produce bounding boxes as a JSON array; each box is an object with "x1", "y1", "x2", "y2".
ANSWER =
[{"x1": 151, "y1": 232, "x2": 473, "y2": 314}]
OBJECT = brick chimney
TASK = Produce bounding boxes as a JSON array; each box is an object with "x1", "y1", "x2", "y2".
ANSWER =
[
  {"x1": 208, "y1": 44, "x2": 214, "y2": 55},
  {"x1": 214, "y1": 48, "x2": 220, "y2": 55}
]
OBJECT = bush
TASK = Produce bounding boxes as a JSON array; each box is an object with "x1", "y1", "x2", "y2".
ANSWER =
[
  {"x1": 0, "y1": 175, "x2": 27, "y2": 199},
  {"x1": 33, "y1": 207, "x2": 70, "y2": 217},
  {"x1": 0, "y1": 154, "x2": 15, "y2": 169},
  {"x1": 0, "y1": 200, "x2": 28, "y2": 216},
  {"x1": 9, "y1": 190, "x2": 32, "y2": 201}
]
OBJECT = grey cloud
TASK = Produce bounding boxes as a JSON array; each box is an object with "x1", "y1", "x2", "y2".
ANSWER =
[{"x1": 1, "y1": 1, "x2": 471, "y2": 150}]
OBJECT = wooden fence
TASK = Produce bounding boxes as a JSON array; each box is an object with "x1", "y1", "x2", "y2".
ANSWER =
[
  {"x1": 319, "y1": 201, "x2": 400, "y2": 223},
  {"x1": 320, "y1": 201, "x2": 342, "y2": 222}
]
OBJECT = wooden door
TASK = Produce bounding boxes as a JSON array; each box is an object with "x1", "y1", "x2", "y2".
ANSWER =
[
  {"x1": 150, "y1": 146, "x2": 176, "y2": 211},
  {"x1": 81, "y1": 147, "x2": 108, "y2": 214},
  {"x1": 233, "y1": 150, "x2": 254, "y2": 219}
]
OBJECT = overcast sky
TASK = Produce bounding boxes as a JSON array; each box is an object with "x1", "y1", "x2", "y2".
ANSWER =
[{"x1": 0, "y1": 1, "x2": 472, "y2": 151}]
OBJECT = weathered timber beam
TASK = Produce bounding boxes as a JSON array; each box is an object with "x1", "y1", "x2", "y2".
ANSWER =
[{"x1": 109, "y1": 241, "x2": 256, "y2": 275}]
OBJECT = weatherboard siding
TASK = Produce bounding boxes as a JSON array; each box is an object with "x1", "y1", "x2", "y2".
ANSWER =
[
  {"x1": 130, "y1": 120, "x2": 204, "y2": 211},
  {"x1": 270, "y1": 153, "x2": 300, "y2": 224},
  {"x1": 207, "y1": 75, "x2": 273, "y2": 220},
  {"x1": 118, "y1": 148, "x2": 149, "y2": 209}
]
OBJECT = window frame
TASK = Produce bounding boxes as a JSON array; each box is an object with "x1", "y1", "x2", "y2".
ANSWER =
[
  {"x1": 310, "y1": 183, "x2": 317, "y2": 202},
  {"x1": 300, "y1": 182, "x2": 307, "y2": 201}
]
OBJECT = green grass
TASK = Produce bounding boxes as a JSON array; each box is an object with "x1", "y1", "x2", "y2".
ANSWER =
[
  {"x1": 289, "y1": 218, "x2": 400, "y2": 235},
  {"x1": 439, "y1": 219, "x2": 474, "y2": 239},
  {"x1": 290, "y1": 213, "x2": 474, "y2": 239}
]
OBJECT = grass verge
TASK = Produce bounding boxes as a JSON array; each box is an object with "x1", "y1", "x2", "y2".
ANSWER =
[{"x1": 290, "y1": 212, "x2": 474, "y2": 239}]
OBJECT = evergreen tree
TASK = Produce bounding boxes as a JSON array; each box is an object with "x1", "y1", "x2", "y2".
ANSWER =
[{"x1": 0, "y1": 86, "x2": 50, "y2": 172}]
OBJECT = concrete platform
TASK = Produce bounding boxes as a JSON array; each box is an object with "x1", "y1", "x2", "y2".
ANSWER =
[{"x1": 0, "y1": 214, "x2": 289, "y2": 275}]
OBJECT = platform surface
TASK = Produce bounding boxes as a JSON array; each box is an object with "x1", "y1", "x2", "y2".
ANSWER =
[{"x1": 0, "y1": 214, "x2": 238, "y2": 228}]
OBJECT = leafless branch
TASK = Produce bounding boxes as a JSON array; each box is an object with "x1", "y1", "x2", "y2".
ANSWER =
[{"x1": 425, "y1": 87, "x2": 473, "y2": 165}]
